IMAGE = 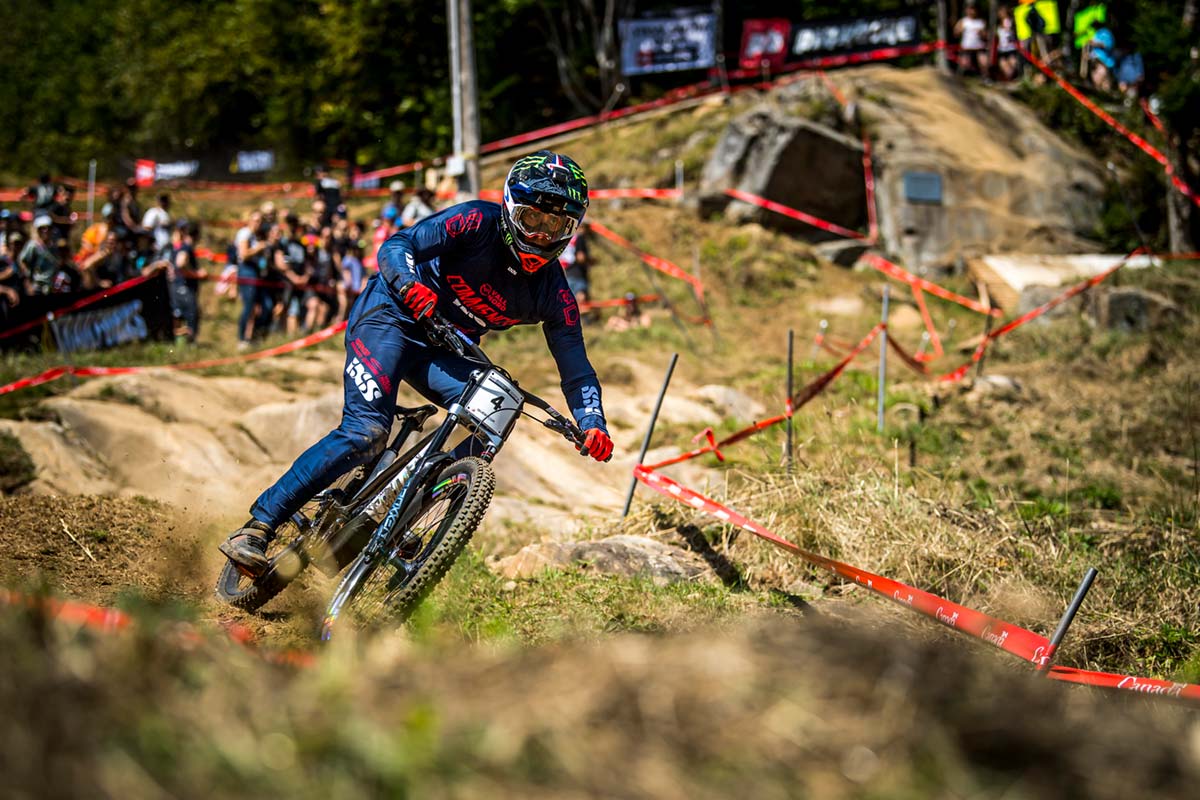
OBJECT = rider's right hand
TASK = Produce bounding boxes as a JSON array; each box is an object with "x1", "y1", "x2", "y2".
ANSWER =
[{"x1": 400, "y1": 280, "x2": 437, "y2": 319}]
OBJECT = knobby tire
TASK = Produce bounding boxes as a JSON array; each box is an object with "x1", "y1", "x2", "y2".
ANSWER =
[
  {"x1": 321, "y1": 456, "x2": 494, "y2": 638},
  {"x1": 213, "y1": 463, "x2": 370, "y2": 612}
]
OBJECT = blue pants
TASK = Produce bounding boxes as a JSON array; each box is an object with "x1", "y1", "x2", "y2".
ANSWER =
[
  {"x1": 251, "y1": 277, "x2": 477, "y2": 528},
  {"x1": 237, "y1": 265, "x2": 259, "y2": 342}
]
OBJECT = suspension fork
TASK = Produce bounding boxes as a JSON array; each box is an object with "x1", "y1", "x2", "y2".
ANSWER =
[{"x1": 362, "y1": 414, "x2": 461, "y2": 557}]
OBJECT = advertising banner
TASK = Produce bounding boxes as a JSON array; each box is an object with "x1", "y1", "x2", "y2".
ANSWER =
[
  {"x1": 1015, "y1": 0, "x2": 1062, "y2": 41},
  {"x1": 134, "y1": 159, "x2": 156, "y2": 187},
  {"x1": 739, "y1": 18, "x2": 791, "y2": 72},
  {"x1": 154, "y1": 160, "x2": 200, "y2": 180},
  {"x1": 790, "y1": 12, "x2": 920, "y2": 59},
  {"x1": 619, "y1": 11, "x2": 717, "y2": 76},
  {"x1": 234, "y1": 150, "x2": 275, "y2": 174}
]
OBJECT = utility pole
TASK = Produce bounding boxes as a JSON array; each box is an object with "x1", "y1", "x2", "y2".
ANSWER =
[
  {"x1": 936, "y1": 0, "x2": 950, "y2": 74},
  {"x1": 447, "y1": 0, "x2": 481, "y2": 198}
]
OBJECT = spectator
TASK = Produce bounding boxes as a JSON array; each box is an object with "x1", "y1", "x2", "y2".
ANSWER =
[
  {"x1": 51, "y1": 236, "x2": 80, "y2": 293},
  {"x1": 235, "y1": 210, "x2": 269, "y2": 348},
  {"x1": 0, "y1": 209, "x2": 20, "y2": 253},
  {"x1": 604, "y1": 293, "x2": 652, "y2": 332},
  {"x1": 0, "y1": 240, "x2": 24, "y2": 318},
  {"x1": 401, "y1": 187, "x2": 436, "y2": 227},
  {"x1": 994, "y1": 6, "x2": 1021, "y2": 82},
  {"x1": 47, "y1": 184, "x2": 75, "y2": 246},
  {"x1": 381, "y1": 179, "x2": 405, "y2": 221},
  {"x1": 313, "y1": 166, "x2": 343, "y2": 227},
  {"x1": 26, "y1": 174, "x2": 55, "y2": 216},
  {"x1": 302, "y1": 231, "x2": 335, "y2": 332},
  {"x1": 1087, "y1": 28, "x2": 1116, "y2": 93},
  {"x1": 117, "y1": 179, "x2": 143, "y2": 240},
  {"x1": 272, "y1": 213, "x2": 309, "y2": 335},
  {"x1": 142, "y1": 193, "x2": 172, "y2": 254},
  {"x1": 146, "y1": 220, "x2": 205, "y2": 342},
  {"x1": 337, "y1": 240, "x2": 366, "y2": 321},
  {"x1": 80, "y1": 229, "x2": 134, "y2": 289},
  {"x1": 260, "y1": 201, "x2": 278, "y2": 226},
  {"x1": 560, "y1": 222, "x2": 591, "y2": 310},
  {"x1": 954, "y1": 1, "x2": 988, "y2": 78},
  {"x1": 19, "y1": 215, "x2": 59, "y2": 295}
]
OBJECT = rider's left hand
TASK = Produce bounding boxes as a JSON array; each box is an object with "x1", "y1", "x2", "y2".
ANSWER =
[{"x1": 578, "y1": 428, "x2": 613, "y2": 462}]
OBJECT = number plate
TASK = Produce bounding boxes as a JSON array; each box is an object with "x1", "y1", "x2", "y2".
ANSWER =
[{"x1": 462, "y1": 369, "x2": 523, "y2": 438}]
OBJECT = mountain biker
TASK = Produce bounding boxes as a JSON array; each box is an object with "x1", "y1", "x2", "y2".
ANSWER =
[{"x1": 220, "y1": 150, "x2": 614, "y2": 575}]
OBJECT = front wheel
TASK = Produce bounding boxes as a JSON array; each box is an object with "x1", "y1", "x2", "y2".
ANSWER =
[{"x1": 321, "y1": 457, "x2": 494, "y2": 639}]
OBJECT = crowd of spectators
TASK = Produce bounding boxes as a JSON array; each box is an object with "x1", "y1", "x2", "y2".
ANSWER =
[
  {"x1": 4, "y1": 165, "x2": 647, "y2": 349},
  {"x1": 0, "y1": 176, "x2": 196, "y2": 327},
  {"x1": 952, "y1": 2, "x2": 1145, "y2": 100}
]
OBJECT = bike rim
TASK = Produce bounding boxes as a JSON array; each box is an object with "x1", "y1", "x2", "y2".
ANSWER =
[{"x1": 348, "y1": 471, "x2": 471, "y2": 626}]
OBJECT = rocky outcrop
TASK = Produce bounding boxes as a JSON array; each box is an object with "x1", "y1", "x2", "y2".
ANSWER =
[{"x1": 699, "y1": 108, "x2": 867, "y2": 241}]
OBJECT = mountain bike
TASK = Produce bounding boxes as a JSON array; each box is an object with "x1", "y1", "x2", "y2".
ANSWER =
[{"x1": 213, "y1": 310, "x2": 592, "y2": 639}]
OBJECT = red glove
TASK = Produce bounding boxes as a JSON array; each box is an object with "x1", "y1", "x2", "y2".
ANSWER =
[
  {"x1": 578, "y1": 428, "x2": 613, "y2": 462},
  {"x1": 401, "y1": 281, "x2": 437, "y2": 319}
]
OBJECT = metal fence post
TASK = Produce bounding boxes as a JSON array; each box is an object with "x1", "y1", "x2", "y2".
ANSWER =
[
  {"x1": 877, "y1": 286, "x2": 890, "y2": 433},
  {"x1": 622, "y1": 353, "x2": 679, "y2": 517}
]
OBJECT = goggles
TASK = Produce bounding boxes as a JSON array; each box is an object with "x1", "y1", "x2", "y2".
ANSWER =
[{"x1": 510, "y1": 204, "x2": 577, "y2": 244}]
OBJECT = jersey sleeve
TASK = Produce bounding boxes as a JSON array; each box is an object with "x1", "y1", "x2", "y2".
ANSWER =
[
  {"x1": 537, "y1": 266, "x2": 608, "y2": 434},
  {"x1": 376, "y1": 201, "x2": 490, "y2": 293}
]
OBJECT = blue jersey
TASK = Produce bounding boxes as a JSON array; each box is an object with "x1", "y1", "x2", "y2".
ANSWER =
[{"x1": 376, "y1": 200, "x2": 606, "y2": 433}]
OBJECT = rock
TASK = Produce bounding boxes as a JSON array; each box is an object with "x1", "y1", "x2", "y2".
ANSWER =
[
  {"x1": 814, "y1": 239, "x2": 871, "y2": 267},
  {"x1": 493, "y1": 535, "x2": 711, "y2": 584},
  {"x1": 698, "y1": 108, "x2": 867, "y2": 242},
  {"x1": 689, "y1": 385, "x2": 766, "y2": 422},
  {"x1": 1088, "y1": 287, "x2": 1180, "y2": 332},
  {"x1": 965, "y1": 374, "x2": 1023, "y2": 402}
]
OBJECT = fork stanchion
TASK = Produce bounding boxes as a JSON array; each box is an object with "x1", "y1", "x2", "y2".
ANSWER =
[
  {"x1": 622, "y1": 353, "x2": 678, "y2": 517},
  {"x1": 1038, "y1": 567, "x2": 1098, "y2": 673}
]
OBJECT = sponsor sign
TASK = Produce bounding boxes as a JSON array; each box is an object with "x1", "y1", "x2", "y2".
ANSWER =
[
  {"x1": 52, "y1": 300, "x2": 149, "y2": 354},
  {"x1": 234, "y1": 149, "x2": 275, "y2": 174},
  {"x1": 1015, "y1": 0, "x2": 1062, "y2": 41},
  {"x1": 619, "y1": 11, "x2": 717, "y2": 76},
  {"x1": 790, "y1": 12, "x2": 920, "y2": 59},
  {"x1": 135, "y1": 159, "x2": 156, "y2": 187},
  {"x1": 739, "y1": 18, "x2": 791, "y2": 72},
  {"x1": 154, "y1": 160, "x2": 200, "y2": 180}
]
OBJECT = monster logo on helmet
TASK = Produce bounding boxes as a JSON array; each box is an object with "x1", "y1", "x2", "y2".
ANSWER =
[{"x1": 499, "y1": 150, "x2": 589, "y2": 274}]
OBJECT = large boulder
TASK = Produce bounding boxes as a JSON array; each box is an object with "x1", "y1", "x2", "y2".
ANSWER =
[{"x1": 699, "y1": 107, "x2": 867, "y2": 242}]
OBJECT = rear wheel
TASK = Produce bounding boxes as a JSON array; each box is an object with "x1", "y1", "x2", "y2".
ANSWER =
[
  {"x1": 321, "y1": 457, "x2": 494, "y2": 639},
  {"x1": 214, "y1": 464, "x2": 369, "y2": 612}
]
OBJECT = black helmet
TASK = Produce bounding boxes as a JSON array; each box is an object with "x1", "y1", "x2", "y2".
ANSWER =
[{"x1": 499, "y1": 150, "x2": 589, "y2": 273}]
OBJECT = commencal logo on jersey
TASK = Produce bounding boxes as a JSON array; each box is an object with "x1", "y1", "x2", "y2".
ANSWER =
[{"x1": 445, "y1": 274, "x2": 520, "y2": 327}]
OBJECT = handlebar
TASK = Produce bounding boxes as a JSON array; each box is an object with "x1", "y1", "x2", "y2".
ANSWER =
[
  {"x1": 421, "y1": 308, "x2": 492, "y2": 367},
  {"x1": 418, "y1": 305, "x2": 588, "y2": 452}
]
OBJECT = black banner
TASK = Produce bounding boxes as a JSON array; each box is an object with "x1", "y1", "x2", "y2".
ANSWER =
[
  {"x1": 790, "y1": 12, "x2": 921, "y2": 58},
  {"x1": 0, "y1": 274, "x2": 173, "y2": 353}
]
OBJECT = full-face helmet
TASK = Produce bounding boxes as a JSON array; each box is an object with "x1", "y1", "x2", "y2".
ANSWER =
[{"x1": 499, "y1": 150, "x2": 589, "y2": 273}]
